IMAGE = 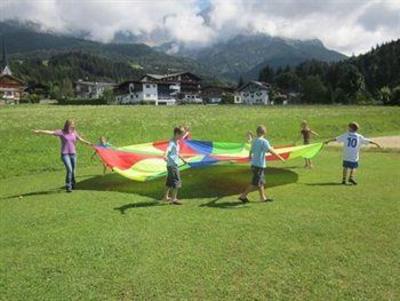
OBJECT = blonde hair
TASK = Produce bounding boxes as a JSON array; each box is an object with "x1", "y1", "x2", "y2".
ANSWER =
[{"x1": 349, "y1": 122, "x2": 360, "y2": 131}]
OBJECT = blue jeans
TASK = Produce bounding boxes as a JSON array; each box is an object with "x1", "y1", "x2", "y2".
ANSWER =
[{"x1": 61, "y1": 154, "x2": 77, "y2": 190}]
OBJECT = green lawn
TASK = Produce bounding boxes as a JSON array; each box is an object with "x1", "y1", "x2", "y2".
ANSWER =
[{"x1": 0, "y1": 105, "x2": 399, "y2": 300}]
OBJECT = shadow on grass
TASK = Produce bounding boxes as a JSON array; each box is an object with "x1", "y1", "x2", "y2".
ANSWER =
[
  {"x1": 2, "y1": 167, "x2": 298, "y2": 212},
  {"x1": 114, "y1": 201, "x2": 167, "y2": 214},
  {"x1": 1, "y1": 188, "x2": 65, "y2": 200},
  {"x1": 76, "y1": 166, "x2": 298, "y2": 211},
  {"x1": 305, "y1": 182, "x2": 343, "y2": 186},
  {"x1": 199, "y1": 197, "x2": 250, "y2": 209}
]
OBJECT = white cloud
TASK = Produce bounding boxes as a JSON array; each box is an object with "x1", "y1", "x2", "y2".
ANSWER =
[
  {"x1": 206, "y1": 0, "x2": 400, "y2": 54},
  {"x1": 0, "y1": 0, "x2": 399, "y2": 54}
]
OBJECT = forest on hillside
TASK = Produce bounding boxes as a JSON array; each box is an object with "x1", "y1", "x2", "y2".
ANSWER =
[{"x1": 258, "y1": 40, "x2": 400, "y2": 105}]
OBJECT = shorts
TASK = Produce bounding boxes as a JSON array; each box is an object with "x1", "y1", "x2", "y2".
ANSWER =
[
  {"x1": 251, "y1": 165, "x2": 265, "y2": 187},
  {"x1": 166, "y1": 166, "x2": 182, "y2": 188},
  {"x1": 343, "y1": 160, "x2": 359, "y2": 169}
]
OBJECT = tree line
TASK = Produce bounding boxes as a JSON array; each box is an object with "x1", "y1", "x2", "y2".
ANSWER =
[
  {"x1": 10, "y1": 51, "x2": 145, "y2": 101},
  {"x1": 258, "y1": 40, "x2": 400, "y2": 105}
]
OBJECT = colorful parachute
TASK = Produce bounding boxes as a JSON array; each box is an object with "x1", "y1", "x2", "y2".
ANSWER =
[{"x1": 95, "y1": 139, "x2": 323, "y2": 182}]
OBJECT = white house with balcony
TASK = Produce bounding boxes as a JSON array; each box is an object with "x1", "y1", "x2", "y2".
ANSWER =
[
  {"x1": 114, "y1": 72, "x2": 202, "y2": 105},
  {"x1": 235, "y1": 81, "x2": 271, "y2": 105}
]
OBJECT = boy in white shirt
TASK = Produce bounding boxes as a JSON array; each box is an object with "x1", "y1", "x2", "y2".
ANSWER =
[{"x1": 325, "y1": 122, "x2": 381, "y2": 185}]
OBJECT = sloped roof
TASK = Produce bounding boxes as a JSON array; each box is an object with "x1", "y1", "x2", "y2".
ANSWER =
[
  {"x1": 75, "y1": 80, "x2": 116, "y2": 86},
  {"x1": 1, "y1": 65, "x2": 12, "y2": 76},
  {"x1": 141, "y1": 72, "x2": 201, "y2": 81},
  {"x1": 0, "y1": 73, "x2": 26, "y2": 86},
  {"x1": 238, "y1": 81, "x2": 270, "y2": 91}
]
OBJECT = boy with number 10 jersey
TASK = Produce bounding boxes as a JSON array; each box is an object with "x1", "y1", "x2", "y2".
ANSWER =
[{"x1": 325, "y1": 122, "x2": 381, "y2": 185}]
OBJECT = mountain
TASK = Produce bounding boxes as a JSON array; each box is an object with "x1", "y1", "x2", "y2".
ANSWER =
[
  {"x1": 10, "y1": 51, "x2": 145, "y2": 85},
  {"x1": 158, "y1": 33, "x2": 347, "y2": 80},
  {"x1": 0, "y1": 21, "x2": 219, "y2": 84},
  {"x1": 1, "y1": 20, "x2": 347, "y2": 85}
]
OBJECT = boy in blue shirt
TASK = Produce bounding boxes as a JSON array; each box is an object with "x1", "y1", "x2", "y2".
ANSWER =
[
  {"x1": 239, "y1": 125, "x2": 286, "y2": 203},
  {"x1": 325, "y1": 122, "x2": 381, "y2": 185},
  {"x1": 163, "y1": 126, "x2": 187, "y2": 205}
]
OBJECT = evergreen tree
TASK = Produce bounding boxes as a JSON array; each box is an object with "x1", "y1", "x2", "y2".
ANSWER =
[
  {"x1": 302, "y1": 75, "x2": 328, "y2": 104},
  {"x1": 275, "y1": 71, "x2": 300, "y2": 92},
  {"x1": 237, "y1": 75, "x2": 244, "y2": 88},
  {"x1": 259, "y1": 65, "x2": 274, "y2": 83}
]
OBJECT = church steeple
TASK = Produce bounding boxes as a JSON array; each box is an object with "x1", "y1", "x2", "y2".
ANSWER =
[{"x1": 1, "y1": 38, "x2": 12, "y2": 76}]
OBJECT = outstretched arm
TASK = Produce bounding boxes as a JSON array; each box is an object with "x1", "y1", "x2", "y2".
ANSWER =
[
  {"x1": 32, "y1": 129, "x2": 56, "y2": 135},
  {"x1": 311, "y1": 130, "x2": 320, "y2": 136},
  {"x1": 179, "y1": 155, "x2": 188, "y2": 164},
  {"x1": 369, "y1": 140, "x2": 382, "y2": 149},
  {"x1": 269, "y1": 147, "x2": 286, "y2": 161},
  {"x1": 324, "y1": 138, "x2": 336, "y2": 144},
  {"x1": 77, "y1": 135, "x2": 93, "y2": 146}
]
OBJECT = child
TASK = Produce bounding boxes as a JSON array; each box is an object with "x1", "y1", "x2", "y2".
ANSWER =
[
  {"x1": 91, "y1": 136, "x2": 112, "y2": 174},
  {"x1": 33, "y1": 119, "x2": 92, "y2": 193},
  {"x1": 239, "y1": 125, "x2": 286, "y2": 203},
  {"x1": 246, "y1": 131, "x2": 254, "y2": 144},
  {"x1": 182, "y1": 124, "x2": 192, "y2": 140},
  {"x1": 163, "y1": 126, "x2": 188, "y2": 205},
  {"x1": 300, "y1": 120, "x2": 319, "y2": 168},
  {"x1": 325, "y1": 122, "x2": 381, "y2": 185}
]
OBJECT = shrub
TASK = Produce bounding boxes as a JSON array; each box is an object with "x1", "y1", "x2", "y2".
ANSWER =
[{"x1": 57, "y1": 98, "x2": 108, "y2": 105}]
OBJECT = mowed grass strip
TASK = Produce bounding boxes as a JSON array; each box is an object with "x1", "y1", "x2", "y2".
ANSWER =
[{"x1": 0, "y1": 105, "x2": 399, "y2": 178}]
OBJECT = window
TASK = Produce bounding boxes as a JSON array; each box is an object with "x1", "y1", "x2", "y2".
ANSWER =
[
  {"x1": 146, "y1": 84, "x2": 150, "y2": 88},
  {"x1": 130, "y1": 95, "x2": 134, "y2": 99},
  {"x1": 146, "y1": 94, "x2": 151, "y2": 98},
  {"x1": 256, "y1": 92, "x2": 262, "y2": 96}
]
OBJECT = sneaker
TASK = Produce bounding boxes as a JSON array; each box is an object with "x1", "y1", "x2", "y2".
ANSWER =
[
  {"x1": 238, "y1": 196, "x2": 249, "y2": 203},
  {"x1": 263, "y1": 198, "x2": 274, "y2": 202},
  {"x1": 349, "y1": 178, "x2": 358, "y2": 185},
  {"x1": 341, "y1": 180, "x2": 346, "y2": 185},
  {"x1": 170, "y1": 200, "x2": 183, "y2": 205},
  {"x1": 66, "y1": 188, "x2": 72, "y2": 193}
]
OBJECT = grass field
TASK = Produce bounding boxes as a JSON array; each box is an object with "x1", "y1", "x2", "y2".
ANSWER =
[{"x1": 0, "y1": 105, "x2": 399, "y2": 300}]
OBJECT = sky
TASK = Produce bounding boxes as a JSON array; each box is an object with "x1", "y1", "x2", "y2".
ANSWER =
[{"x1": 0, "y1": 0, "x2": 399, "y2": 55}]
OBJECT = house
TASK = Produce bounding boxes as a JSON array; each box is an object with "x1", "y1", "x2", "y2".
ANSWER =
[
  {"x1": 202, "y1": 85, "x2": 235, "y2": 104},
  {"x1": 115, "y1": 72, "x2": 202, "y2": 105},
  {"x1": 235, "y1": 81, "x2": 271, "y2": 105},
  {"x1": 0, "y1": 40, "x2": 25, "y2": 104},
  {"x1": 141, "y1": 72, "x2": 202, "y2": 104},
  {"x1": 0, "y1": 74, "x2": 26, "y2": 104},
  {"x1": 74, "y1": 80, "x2": 116, "y2": 99},
  {"x1": 114, "y1": 80, "x2": 143, "y2": 104}
]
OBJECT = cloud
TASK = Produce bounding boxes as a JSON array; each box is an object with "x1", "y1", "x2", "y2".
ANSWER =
[{"x1": 0, "y1": 0, "x2": 399, "y2": 54}]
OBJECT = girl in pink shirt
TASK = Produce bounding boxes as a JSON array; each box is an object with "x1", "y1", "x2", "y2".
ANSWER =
[{"x1": 33, "y1": 119, "x2": 92, "y2": 192}]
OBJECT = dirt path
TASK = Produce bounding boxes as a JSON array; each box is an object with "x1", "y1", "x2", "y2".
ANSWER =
[{"x1": 330, "y1": 136, "x2": 400, "y2": 149}]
